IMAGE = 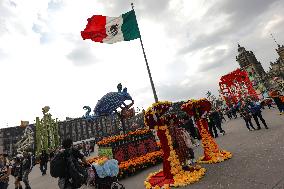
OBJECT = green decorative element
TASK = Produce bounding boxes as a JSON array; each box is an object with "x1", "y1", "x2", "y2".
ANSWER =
[
  {"x1": 98, "y1": 147, "x2": 113, "y2": 159},
  {"x1": 35, "y1": 106, "x2": 60, "y2": 156}
]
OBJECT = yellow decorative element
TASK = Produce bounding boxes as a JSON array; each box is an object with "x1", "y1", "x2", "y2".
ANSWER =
[
  {"x1": 196, "y1": 118, "x2": 232, "y2": 164},
  {"x1": 197, "y1": 150, "x2": 232, "y2": 164},
  {"x1": 144, "y1": 126, "x2": 206, "y2": 189}
]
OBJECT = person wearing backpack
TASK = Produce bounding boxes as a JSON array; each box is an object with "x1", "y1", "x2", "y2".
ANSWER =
[
  {"x1": 53, "y1": 138, "x2": 89, "y2": 189},
  {"x1": 248, "y1": 101, "x2": 269, "y2": 130}
]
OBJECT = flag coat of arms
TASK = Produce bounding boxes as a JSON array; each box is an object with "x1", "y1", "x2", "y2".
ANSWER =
[{"x1": 81, "y1": 10, "x2": 140, "y2": 44}]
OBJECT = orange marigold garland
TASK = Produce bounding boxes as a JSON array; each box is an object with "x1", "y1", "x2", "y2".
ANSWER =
[
  {"x1": 144, "y1": 101, "x2": 206, "y2": 189},
  {"x1": 181, "y1": 98, "x2": 232, "y2": 164}
]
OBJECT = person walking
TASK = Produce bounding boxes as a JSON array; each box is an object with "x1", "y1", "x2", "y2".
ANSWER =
[
  {"x1": 211, "y1": 110, "x2": 226, "y2": 135},
  {"x1": 22, "y1": 152, "x2": 32, "y2": 189},
  {"x1": 249, "y1": 101, "x2": 269, "y2": 130},
  {"x1": 240, "y1": 104, "x2": 256, "y2": 131},
  {"x1": 0, "y1": 153, "x2": 11, "y2": 189},
  {"x1": 208, "y1": 112, "x2": 219, "y2": 138},
  {"x1": 39, "y1": 150, "x2": 48, "y2": 175},
  {"x1": 218, "y1": 110, "x2": 226, "y2": 123},
  {"x1": 57, "y1": 138, "x2": 89, "y2": 189},
  {"x1": 12, "y1": 155, "x2": 23, "y2": 189}
]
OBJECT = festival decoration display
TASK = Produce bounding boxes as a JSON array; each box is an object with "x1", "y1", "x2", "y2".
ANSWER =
[
  {"x1": 97, "y1": 129, "x2": 158, "y2": 163},
  {"x1": 144, "y1": 101, "x2": 206, "y2": 189},
  {"x1": 35, "y1": 106, "x2": 60, "y2": 156},
  {"x1": 15, "y1": 123, "x2": 34, "y2": 153},
  {"x1": 93, "y1": 130, "x2": 162, "y2": 178},
  {"x1": 83, "y1": 83, "x2": 134, "y2": 134},
  {"x1": 181, "y1": 99, "x2": 232, "y2": 164},
  {"x1": 83, "y1": 83, "x2": 133, "y2": 120},
  {"x1": 219, "y1": 69, "x2": 258, "y2": 106}
]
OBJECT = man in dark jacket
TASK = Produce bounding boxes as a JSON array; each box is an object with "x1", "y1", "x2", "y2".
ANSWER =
[
  {"x1": 208, "y1": 112, "x2": 219, "y2": 138},
  {"x1": 58, "y1": 138, "x2": 89, "y2": 189},
  {"x1": 249, "y1": 101, "x2": 269, "y2": 130},
  {"x1": 39, "y1": 150, "x2": 49, "y2": 175},
  {"x1": 211, "y1": 110, "x2": 225, "y2": 135}
]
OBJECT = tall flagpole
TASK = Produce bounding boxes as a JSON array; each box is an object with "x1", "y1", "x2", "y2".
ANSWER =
[{"x1": 131, "y1": 3, "x2": 159, "y2": 103}]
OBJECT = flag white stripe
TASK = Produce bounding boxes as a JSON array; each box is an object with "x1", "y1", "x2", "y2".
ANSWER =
[{"x1": 103, "y1": 16, "x2": 124, "y2": 44}]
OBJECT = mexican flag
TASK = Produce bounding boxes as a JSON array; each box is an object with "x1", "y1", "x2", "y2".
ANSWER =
[{"x1": 81, "y1": 10, "x2": 141, "y2": 44}]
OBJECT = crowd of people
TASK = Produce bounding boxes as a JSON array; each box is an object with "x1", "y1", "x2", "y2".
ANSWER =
[
  {"x1": 0, "y1": 151, "x2": 33, "y2": 189},
  {"x1": 0, "y1": 138, "x2": 96, "y2": 189}
]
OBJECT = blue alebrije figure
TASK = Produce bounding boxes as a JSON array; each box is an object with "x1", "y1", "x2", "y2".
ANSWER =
[{"x1": 83, "y1": 84, "x2": 133, "y2": 120}]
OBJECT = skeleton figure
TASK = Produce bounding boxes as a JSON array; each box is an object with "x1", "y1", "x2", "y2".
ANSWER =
[{"x1": 15, "y1": 126, "x2": 34, "y2": 153}]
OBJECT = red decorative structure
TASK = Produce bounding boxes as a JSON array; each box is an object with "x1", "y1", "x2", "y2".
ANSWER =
[{"x1": 219, "y1": 69, "x2": 258, "y2": 106}]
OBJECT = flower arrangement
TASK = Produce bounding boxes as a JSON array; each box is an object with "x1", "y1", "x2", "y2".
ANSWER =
[
  {"x1": 143, "y1": 101, "x2": 206, "y2": 189},
  {"x1": 181, "y1": 99, "x2": 232, "y2": 164},
  {"x1": 87, "y1": 156, "x2": 108, "y2": 164},
  {"x1": 97, "y1": 129, "x2": 152, "y2": 147},
  {"x1": 180, "y1": 98, "x2": 211, "y2": 120},
  {"x1": 118, "y1": 150, "x2": 163, "y2": 178},
  {"x1": 144, "y1": 101, "x2": 173, "y2": 129}
]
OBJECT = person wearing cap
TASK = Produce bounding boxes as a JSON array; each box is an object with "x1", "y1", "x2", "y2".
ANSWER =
[{"x1": 0, "y1": 153, "x2": 12, "y2": 189}]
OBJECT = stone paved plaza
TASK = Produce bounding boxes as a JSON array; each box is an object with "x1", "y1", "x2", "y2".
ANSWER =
[{"x1": 7, "y1": 108, "x2": 284, "y2": 189}]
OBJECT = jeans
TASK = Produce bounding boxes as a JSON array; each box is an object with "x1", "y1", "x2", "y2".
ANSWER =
[{"x1": 0, "y1": 182, "x2": 8, "y2": 189}]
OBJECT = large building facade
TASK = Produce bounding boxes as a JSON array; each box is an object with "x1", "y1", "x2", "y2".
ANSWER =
[{"x1": 236, "y1": 43, "x2": 284, "y2": 97}]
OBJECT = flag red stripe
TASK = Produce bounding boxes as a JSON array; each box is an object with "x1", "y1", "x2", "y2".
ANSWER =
[{"x1": 81, "y1": 15, "x2": 107, "y2": 43}]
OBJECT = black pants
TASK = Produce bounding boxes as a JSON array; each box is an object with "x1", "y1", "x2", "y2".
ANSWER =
[
  {"x1": 208, "y1": 122, "x2": 218, "y2": 137},
  {"x1": 40, "y1": 162, "x2": 47, "y2": 174},
  {"x1": 215, "y1": 121, "x2": 225, "y2": 133},
  {"x1": 188, "y1": 126, "x2": 198, "y2": 139},
  {"x1": 252, "y1": 112, "x2": 268, "y2": 129},
  {"x1": 244, "y1": 119, "x2": 255, "y2": 130}
]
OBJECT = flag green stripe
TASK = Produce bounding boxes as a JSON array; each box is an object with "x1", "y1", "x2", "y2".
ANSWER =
[{"x1": 121, "y1": 10, "x2": 141, "y2": 41}]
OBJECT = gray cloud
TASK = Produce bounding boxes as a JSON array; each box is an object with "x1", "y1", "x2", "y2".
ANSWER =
[
  {"x1": 48, "y1": 0, "x2": 63, "y2": 11},
  {"x1": 97, "y1": 0, "x2": 171, "y2": 21},
  {"x1": 157, "y1": 81, "x2": 214, "y2": 102},
  {"x1": 198, "y1": 48, "x2": 234, "y2": 72},
  {"x1": 66, "y1": 43, "x2": 97, "y2": 66},
  {"x1": 179, "y1": 0, "x2": 282, "y2": 54}
]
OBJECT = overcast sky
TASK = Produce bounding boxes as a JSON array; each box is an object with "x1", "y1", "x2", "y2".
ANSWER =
[{"x1": 0, "y1": 0, "x2": 283, "y2": 128}]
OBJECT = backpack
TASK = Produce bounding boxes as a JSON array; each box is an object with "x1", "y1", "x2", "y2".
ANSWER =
[
  {"x1": 65, "y1": 149, "x2": 88, "y2": 188},
  {"x1": 50, "y1": 152, "x2": 67, "y2": 178}
]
